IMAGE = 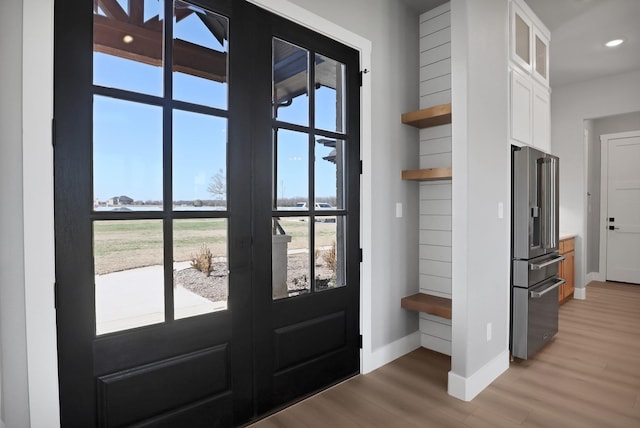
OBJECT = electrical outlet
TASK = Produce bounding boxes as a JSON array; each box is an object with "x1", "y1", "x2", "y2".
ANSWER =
[{"x1": 486, "y1": 322, "x2": 492, "y2": 341}]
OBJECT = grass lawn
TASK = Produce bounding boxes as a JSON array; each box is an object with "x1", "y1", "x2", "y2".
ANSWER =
[{"x1": 93, "y1": 218, "x2": 338, "y2": 274}]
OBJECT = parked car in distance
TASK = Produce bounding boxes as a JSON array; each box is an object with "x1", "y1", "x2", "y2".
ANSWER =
[
  {"x1": 295, "y1": 202, "x2": 334, "y2": 209},
  {"x1": 294, "y1": 202, "x2": 336, "y2": 222}
]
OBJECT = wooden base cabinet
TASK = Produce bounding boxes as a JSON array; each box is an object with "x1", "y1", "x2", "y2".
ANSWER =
[{"x1": 559, "y1": 237, "x2": 575, "y2": 304}]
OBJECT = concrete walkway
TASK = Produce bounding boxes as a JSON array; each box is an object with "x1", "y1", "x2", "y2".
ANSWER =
[{"x1": 95, "y1": 263, "x2": 227, "y2": 335}]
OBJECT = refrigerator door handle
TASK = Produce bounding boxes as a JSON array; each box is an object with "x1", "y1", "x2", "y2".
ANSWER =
[
  {"x1": 547, "y1": 157, "x2": 559, "y2": 250},
  {"x1": 529, "y1": 255, "x2": 565, "y2": 270},
  {"x1": 539, "y1": 158, "x2": 549, "y2": 250},
  {"x1": 538, "y1": 157, "x2": 558, "y2": 251},
  {"x1": 537, "y1": 158, "x2": 547, "y2": 250},
  {"x1": 530, "y1": 278, "x2": 565, "y2": 298}
]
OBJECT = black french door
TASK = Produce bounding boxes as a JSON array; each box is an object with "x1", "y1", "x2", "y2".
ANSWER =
[{"x1": 54, "y1": 0, "x2": 360, "y2": 426}]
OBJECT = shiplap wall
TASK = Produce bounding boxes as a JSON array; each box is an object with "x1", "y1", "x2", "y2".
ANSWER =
[{"x1": 418, "y1": 2, "x2": 452, "y2": 355}]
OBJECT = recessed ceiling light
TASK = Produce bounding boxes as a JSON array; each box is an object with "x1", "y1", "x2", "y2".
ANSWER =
[
  {"x1": 605, "y1": 39, "x2": 624, "y2": 48},
  {"x1": 123, "y1": 35, "x2": 134, "y2": 44}
]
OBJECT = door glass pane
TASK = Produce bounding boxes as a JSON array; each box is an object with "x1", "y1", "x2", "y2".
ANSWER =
[
  {"x1": 515, "y1": 13, "x2": 530, "y2": 65},
  {"x1": 535, "y1": 35, "x2": 547, "y2": 78},
  {"x1": 314, "y1": 216, "x2": 346, "y2": 292},
  {"x1": 274, "y1": 129, "x2": 309, "y2": 209},
  {"x1": 315, "y1": 54, "x2": 346, "y2": 133},
  {"x1": 93, "y1": 96, "x2": 163, "y2": 210},
  {"x1": 273, "y1": 217, "x2": 310, "y2": 299},
  {"x1": 93, "y1": 0, "x2": 164, "y2": 96},
  {"x1": 94, "y1": 219, "x2": 164, "y2": 335},
  {"x1": 173, "y1": 1, "x2": 228, "y2": 109},
  {"x1": 315, "y1": 138, "x2": 344, "y2": 210},
  {"x1": 173, "y1": 219, "x2": 228, "y2": 319},
  {"x1": 273, "y1": 38, "x2": 309, "y2": 126},
  {"x1": 173, "y1": 110, "x2": 227, "y2": 210}
]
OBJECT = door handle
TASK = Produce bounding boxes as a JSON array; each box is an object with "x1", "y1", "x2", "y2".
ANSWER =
[
  {"x1": 608, "y1": 226, "x2": 620, "y2": 230},
  {"x1": 530, "y1": 278, "x2": 565, "y2": 298},
  {"x1": 530, "y1": 255, "x2": 565, "y2": 270}
]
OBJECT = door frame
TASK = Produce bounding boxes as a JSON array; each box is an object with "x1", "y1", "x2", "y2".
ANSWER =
[
  {"x1": 15, "y1": 2, "x2": 375, "y2": 426},
  {"x1": 598, "y1": 130, "x2": 640, "y2": 281},
  {"x1": 53, "y1": 0, "x2": 367, "y2": 424}
]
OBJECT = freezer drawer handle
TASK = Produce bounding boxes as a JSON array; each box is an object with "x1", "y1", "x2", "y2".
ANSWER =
[
  {"x1": 530, "y1": 278, "x2": 565, "y2": 298},
  {"x1": 529, "y1": 255, "x2": 565, "y2": 270}
]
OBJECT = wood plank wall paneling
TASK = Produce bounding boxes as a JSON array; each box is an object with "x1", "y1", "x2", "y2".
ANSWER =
[
  {"x1": 418, "y1": 2, "x2": 452, "y2": 353},
  {"x1": 249, "y1": 281, "x2": 640, "y2": 428}
]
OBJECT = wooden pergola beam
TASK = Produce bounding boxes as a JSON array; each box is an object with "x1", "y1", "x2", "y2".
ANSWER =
[
  {"x1": 97, "y1": 0, "x2": 128, "y2": 21},
  {"x1": 93, "y1": 14, "x2": 227, "y2": 83},
  {"x1": 128, "y1": 0, "x2": 144, "y2": 25}
]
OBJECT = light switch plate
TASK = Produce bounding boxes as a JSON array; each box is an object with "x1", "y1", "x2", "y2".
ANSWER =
[{"x1": 396, "y1": 202, "x2": 402, "y2": 218}]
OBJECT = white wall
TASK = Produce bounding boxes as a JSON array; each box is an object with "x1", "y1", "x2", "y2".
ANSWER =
[
  {"x1": 448, "y1": 0, "x2": 510, "y2": 401},
  {"x1": 0, "y1": 0, "x2": 30, "y2": 426},
  {"x1": 586, "y1": 111, "x2": 640, "y2": 273},
  {"x1": 551, "y1": 68, "x2": 640, "y2": 292}
]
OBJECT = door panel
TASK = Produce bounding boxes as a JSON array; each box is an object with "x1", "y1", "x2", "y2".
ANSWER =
[
  {"x1": 273, "y1": 311, "x2": 346, "y2": 371},
  {"x1": 606, "y1": 135, "x2": 640, "y2": 284},
  {"x1": 96, "y1": 346, "x2": 229, "y2": 427},
  {"x1": 55, "y1": 1, "x2": 359, "y2": 426},
  {"x1": 254, "y1": 11, "x2": 360, "y2": 414},
  {"x1": 56, "y1": 1, "x2": 244, "y2": 426}
]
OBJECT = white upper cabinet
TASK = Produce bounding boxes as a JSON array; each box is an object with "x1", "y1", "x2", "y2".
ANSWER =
[
  {"x1": 510, "y1": 67, "x2": 550, "y2": 152},
  {"x1": 509, "y1": 0, "x2": 549, "y2": 87},
  {"x1": 509, "y1": 0, "x2": 550, "y2": 150},
  {"x1": 532, "y1": 83, "x2": 550, "y2": 152},
  {"x1": 510, "y1": 69, "x2": 532, "y2": 146}
]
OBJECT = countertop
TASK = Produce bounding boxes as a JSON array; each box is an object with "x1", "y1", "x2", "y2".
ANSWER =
[{"x1": 559, "y1": 233, "x2": 576, "y2": 241}]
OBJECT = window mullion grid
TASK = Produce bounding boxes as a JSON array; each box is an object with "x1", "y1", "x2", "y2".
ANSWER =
[
  {"x1": 308, "y1": 49, "x2": 316, "y2": 294},
  {"x1": 163, "y1": 0, "x2": 175, "y2": 322}
]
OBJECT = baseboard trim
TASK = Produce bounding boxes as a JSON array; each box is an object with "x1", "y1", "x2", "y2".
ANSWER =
[
  {"x1": 574, "y1": 287, "x2": 587, "y2": 300},
  {"x1": 447, "y1": 349, "x2": 510, "y2": 401},
  {"x1": 585, "y1": 272, "x2": 604, "y2": 283},
  {"x1": 362, "y1": 331, "x2": 420, "y2": 374}
]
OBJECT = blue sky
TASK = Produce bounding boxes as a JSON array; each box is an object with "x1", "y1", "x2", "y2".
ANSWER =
[{"x1": 93, "y1": 3, "x2": 342, "y2": 203}]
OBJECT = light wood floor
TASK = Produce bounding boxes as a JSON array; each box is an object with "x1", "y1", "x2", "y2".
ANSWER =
[{"x1": 249, "y1": 281, "x2": 640, "y2": 427}]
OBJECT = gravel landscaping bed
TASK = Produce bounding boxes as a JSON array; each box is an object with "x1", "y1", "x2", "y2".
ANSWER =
[{"x1": 175, "y1": 253, "x2": 337, "y2": 301}]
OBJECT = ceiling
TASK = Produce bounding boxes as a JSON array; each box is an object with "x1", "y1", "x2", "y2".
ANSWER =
[{"x1": 401, "y1": 0, "x2": 640, "y2": 87}]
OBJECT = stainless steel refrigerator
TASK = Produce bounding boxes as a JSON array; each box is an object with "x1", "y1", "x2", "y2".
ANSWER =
[{"x1": 511, "y1": 146, "x2": 564, "y2": 360}]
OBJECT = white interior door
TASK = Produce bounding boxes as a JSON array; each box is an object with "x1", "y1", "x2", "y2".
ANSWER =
[{"x1": 606, "y1": 134, "x2": 640, "y2": 284}]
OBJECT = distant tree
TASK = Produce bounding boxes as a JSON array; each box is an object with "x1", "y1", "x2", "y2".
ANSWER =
[{"x1": 207, "y1": 169, "x2": 226, "y2": 206}]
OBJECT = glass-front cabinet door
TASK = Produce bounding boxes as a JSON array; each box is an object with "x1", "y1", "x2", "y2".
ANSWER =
[
  {"x1": 511, "y1": 1, "x2": 532, "y2": 72},
  {"x1": 510, "y1": 0, "x2": 550, "y2": 86},
  {"x1": 533, "y1": 26, "x2": 549, "y2": 84}
]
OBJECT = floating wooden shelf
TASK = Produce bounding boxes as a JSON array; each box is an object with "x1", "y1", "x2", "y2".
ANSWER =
[
  {"x1": 401, "y1": 167, "x2": 452, "y2": 181},
  {"x1": 401, "y1": 293, "x2": 452, "y2": 320},
  {"x1": 401, "y1": 103, "x2": 452, "y2": 128}
]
